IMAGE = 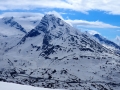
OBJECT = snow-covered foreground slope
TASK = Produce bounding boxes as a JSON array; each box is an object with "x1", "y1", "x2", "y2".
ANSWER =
[
  {"x1": 0, "y1": 82, "x2": 62, "y2": 90},
  {"x1": 0, "y1": 14, "x2": 120, "y2": 90}
]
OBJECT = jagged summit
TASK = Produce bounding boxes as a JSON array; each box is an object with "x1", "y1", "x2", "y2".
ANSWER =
[
  {"x1": 19, "y1": 14, "x2": 78, "y2": 44},
  {"x1": 35, "y1": 14, "x2": 70, "y2": 33}
]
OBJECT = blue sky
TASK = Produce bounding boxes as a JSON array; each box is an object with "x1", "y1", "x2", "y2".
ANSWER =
[{"x1": 0, "y1": 0, "x2": 120, "y2": 43}]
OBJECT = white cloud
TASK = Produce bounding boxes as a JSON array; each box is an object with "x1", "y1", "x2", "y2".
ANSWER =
[
  {"x1": 87, "y1": 30, "x2": 100, "y2": 35},
  {"x1": 45, "y1": 11, "x2": 64, "y2": 20},
  {"x1": 0, "y1": 12, "x2": 44, "y2": 20},
  {"x1": 0, "y1": 0, "x2": 120, "y2": 15},
  {"x1": 65, "y1": 19, "x2": 120, "y2": 28}
]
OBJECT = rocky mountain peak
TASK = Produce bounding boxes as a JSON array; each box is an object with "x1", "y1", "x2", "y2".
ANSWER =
[
  {"x1": 34, "y1": 14, "x2": 64, "y2": 33},
  {"x1": 19, "y1": 14, "x2": 72, "y2": 44}
]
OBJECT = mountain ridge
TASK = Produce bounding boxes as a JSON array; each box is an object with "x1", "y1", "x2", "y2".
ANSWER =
[
  {"x1": 94, "y1": 34, "x2": 120, "y2": 50},
  {"x1": 2, "y1": 17, "x2": 27, "y2": 34}
]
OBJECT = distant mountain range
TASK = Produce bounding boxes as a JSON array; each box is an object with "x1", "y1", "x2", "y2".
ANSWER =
[
  {"x1": 93, "y1": 34, "x2": 120, "y2": 50},
  {"x1": 0, "y1": 14, "x2": 120, "y2": 90}
]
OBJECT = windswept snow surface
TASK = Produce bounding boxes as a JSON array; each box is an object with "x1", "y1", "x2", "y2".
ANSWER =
[{"x1": 0, "y1": 82, "x2": 62, "y2": 90}]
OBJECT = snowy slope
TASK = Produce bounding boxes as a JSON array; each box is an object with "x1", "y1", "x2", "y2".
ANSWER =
[
  {"x1": 0, "y1": 82, "x2": 62, "y2": 90},
  {"x1": 0, "y1": 16, "x2": 38, "y2": 54},
  {"x1": 0, "y1": 34, "x2": 23, "y2": 55},
  {"x1": 0, "y1": 14, "x2": 120, "y2": 90}
]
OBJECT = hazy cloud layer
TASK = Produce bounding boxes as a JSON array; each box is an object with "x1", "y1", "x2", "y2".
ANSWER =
[
  {"x1": 0, "y1": 0, "x2": 120, "y2": 15},
  {"x1": 87, "y1": 30, "x2": 101, "y2": 35}
]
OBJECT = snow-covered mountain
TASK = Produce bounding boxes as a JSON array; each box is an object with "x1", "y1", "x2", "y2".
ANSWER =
[
  {"x1": 14, "y1": 17, "x2": 40, "y2": 32},
  {"x1": 85, "y1": 31, "x2": 120, "y2": 55},
  {"x1": 0, "y1": 17, "x2": 27, "y2": 36},
  {"x1": 0, "y1": 16, "x2": 40, "y2": 36},
  {"x1": 0, "y1": 14, "x2": 120, "y2": 90},
  {"x1": 91, "y1": 34, "x2": 120, "y2": 55},
  {"x1": 0, "y1": 16, "x2": 40, "y2": 55},
  {"x1": 93, "y1": 34, "x2": 120, "y2": 50},
  {"x1": 11, "y1": 14, "x2": 114, "y2": 58}
]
